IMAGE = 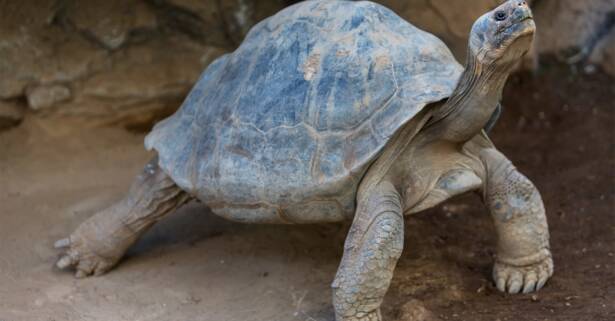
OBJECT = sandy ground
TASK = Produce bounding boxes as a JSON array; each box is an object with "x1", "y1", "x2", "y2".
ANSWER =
[{"x1": 0, "y1": 64, "x2": 614, "y2": 321}]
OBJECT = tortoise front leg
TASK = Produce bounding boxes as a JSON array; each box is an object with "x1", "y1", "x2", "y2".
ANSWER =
[
  {"x1": 332, "y1": 181, "x2": 403, "y2": 321},
  {"x1": 54, "y1": 157, "x2": 191, "y2": 277},
  {"x1": 480, "y1": 148, "x2": 553, "y2": 294}
]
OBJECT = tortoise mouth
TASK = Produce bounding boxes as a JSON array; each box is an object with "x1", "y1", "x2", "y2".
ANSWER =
[
  {"x1": 519, "y1": 16, "x2": 533, "y2": 24},
  {"x1": 518, "y1": 18, "x2": 536, "y2": 37},
  {"x1": 507, "y1": 17, "x2": 535, "y2": 38},
  {"x1": 520, "y1": 14, "x2": 533, "y2": 21}
]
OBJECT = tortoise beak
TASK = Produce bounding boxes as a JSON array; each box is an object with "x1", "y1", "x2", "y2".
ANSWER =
[{"x1": 509, "y1": 1, "x2": 535, "y2": 37}]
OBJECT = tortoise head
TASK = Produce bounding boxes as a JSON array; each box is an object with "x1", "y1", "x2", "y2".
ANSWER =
[{"x1": 468, "y1": 0, "x2": 535, "y2": 66}]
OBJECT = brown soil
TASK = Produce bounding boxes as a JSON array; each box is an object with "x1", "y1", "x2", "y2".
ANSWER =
[{"x1": 0, "y1": 63, "x2": 613, "y2": 321}]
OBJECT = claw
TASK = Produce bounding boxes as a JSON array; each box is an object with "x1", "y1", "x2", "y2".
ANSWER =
[
  {"x1": 76, "y1": 260, "x2": 94, "y2": 276},
  {"x1": 506, "y1": 271, "x2": 523, "y2": 294},
  {"x1": 507, "y1": 280, "x2": 522, "y2": 294},
  {"x1": 56, "y1": 255, "x2": 74, "y2": 269},
  {"x1": 522, "y1": 279, "x2": 537, "y2": 293},
  {"x1": 493, "y1": 255, "x2": 553, "y2": 294},
  {"x1": 496, "y1": 277, "x2": 507, "y2": 292},
  {"x1": 536, "y1": 274, "x2": 548, "y2": 290},
  {"x1": 54, "y1": 238, "x2": 71, "y2": 248},
  {"x1": 522, "y1": 271, "x2": 538, "y2": 294}
]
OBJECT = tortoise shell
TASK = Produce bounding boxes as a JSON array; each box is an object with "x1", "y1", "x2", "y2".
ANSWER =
[{"x1": 145, "y1": 0, "x2": 462, "y2": 223}]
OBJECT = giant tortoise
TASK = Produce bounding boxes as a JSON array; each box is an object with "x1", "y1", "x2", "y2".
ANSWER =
[{"x1": 55, "y1": 1, "x2": 553, "y2": 320}]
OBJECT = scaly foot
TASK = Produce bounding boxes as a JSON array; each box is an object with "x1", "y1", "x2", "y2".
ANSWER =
[
  {"x1": 339, "y1": 310, "x2": 382, "y2": 321},
  {"x1": 492, "y1": 252, "x2": 553, "y2": 294},
  {"x1": 54, "y1": 204, "x2": 138, "y2": 278}
]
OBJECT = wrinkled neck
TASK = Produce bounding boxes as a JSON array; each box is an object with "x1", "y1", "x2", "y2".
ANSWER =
[{"x1": 430, "y1": 54, "x2": 513, "y2": 143}]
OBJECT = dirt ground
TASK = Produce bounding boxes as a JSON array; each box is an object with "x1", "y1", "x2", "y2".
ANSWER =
[{"x1": 0, "y1": 63, "x2": 613, "y2": 321}]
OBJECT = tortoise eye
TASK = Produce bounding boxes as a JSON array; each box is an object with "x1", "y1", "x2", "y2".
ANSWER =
[{"x1": 494, "y1": 11, "x2": 508, "y2": 21}]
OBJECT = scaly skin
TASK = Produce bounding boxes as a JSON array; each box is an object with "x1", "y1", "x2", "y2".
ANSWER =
[
  {"x1": 332, "y1": 182, "x2": 403, "y2": 321},
  {"x1": 480, "y1": 148, "x2": 553, "y2": 293},
  {"x1": 55, "y1": 158, "x2": 191, "y2": 277}
]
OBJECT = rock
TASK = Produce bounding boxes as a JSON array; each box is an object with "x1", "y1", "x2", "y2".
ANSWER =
[
  {"x1": 0, "y1": 100, "x2": 25, "y2": 130},
  {"x1": 55, "y1": 39, "x2": 227, "y2": 129},
  {"x1": 152, "y1": 0, "x2": 234, "y2": 47},
  {"x1": 159, "y1": 0, "x2": 293, "y2": 46},
  {"x1": 533, "y1": 0, "x2": 615, "y2": 68},
  {"x1": 26, "y1": 84, "x2": 72, "y2": 110},
  {"x1": 0, "y1": 1, "x2": 107, "y2": 100},
  {"x1": 398, "y1": 299, "x2": 440, "y2": 321},
  {"x1": 61, "y1": 0, "x2": 158, "y2": 50},
  {"x1": 0, "y1": 0, "x2": 53, "y2": 99},
  {"x1": 0, "y1": 0, "x2": 232, "y2": 127},
  {"x1": 589, "y1": 28, "x2": 615, "y2": 75}
]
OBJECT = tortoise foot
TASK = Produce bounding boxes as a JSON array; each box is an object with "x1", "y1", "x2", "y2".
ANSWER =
[
  {"x1": 54, "y1": 206, "x2": 136, "y2": 278},
  {"x1": 492, "y1": 252, "x2": 553, "y2": 294},
  {"x1": 338, "y1": 310, "x2": 381, "y2": 321},
  {"x1": 55, "y1": 157, "x2": 190, "y2": 278}
]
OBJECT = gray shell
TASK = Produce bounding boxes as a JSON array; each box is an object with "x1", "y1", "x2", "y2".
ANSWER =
[{"x1": 145, "y1": 0, "x2": 462, "y2": 223}]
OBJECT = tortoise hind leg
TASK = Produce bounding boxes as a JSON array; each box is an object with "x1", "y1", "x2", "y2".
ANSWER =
[
  {"x1": 332, "y1": 181, "x2": 404, "y2": 321},
  {"x1": 54, "y1": 156, "x2": 192, "y2": 277}
]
